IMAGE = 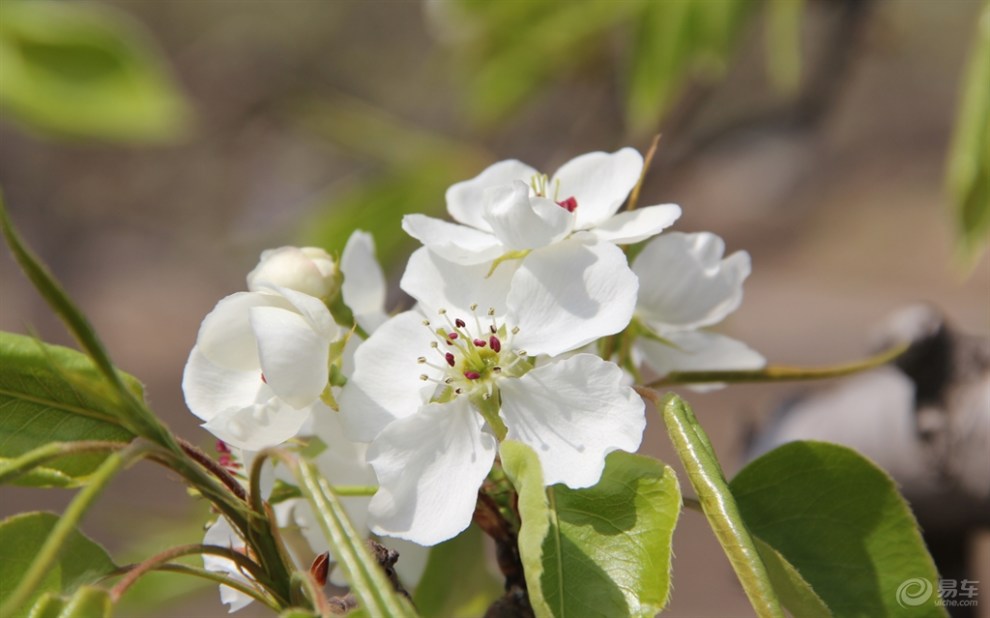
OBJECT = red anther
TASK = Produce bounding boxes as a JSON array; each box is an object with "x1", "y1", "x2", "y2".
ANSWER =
[
  {"x1": 216, "y1": 440, "x2": 231, "y2": 454},
  {"x1": 445, "y1": 352, "x2": 456, "y2": 367},
  {"x1": 473, "y1": 338, "x2": 487, "y2": 347},
  {"x1": 455, "y1": 318, "x2": 467, "y2": 328},
  {"x1": 557, "y1": 196, "x2": 578, "y2": 212},
  {"x1": 464, "y1": 370, "x2": 481, "y2": 380},
  {"x1": 310, "y1": 552, "x2": 330, "y2": 586},
  {"x1": 448, "y1": 332, "x2": 459, "y2": 340},
  {"x1": 489, "y1": 336, "x2": 502, "y2": 352}
]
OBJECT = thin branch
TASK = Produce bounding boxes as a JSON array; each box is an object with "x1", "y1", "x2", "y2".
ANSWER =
[
  {"x1": 626, "y1": 134, "x2": 662, "y2": 213},
  {"x1": 110, "y1": 544, "x2": 269, "y2": 603},
  {"x1": 178, "y1": 437, "x2": 247, "y2": 502},
  {"x1": 646, "y1": 343, "x2": 907, "y2": 388}
]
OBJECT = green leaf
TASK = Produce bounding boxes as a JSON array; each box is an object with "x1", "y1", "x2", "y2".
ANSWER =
[
  {"x1": 947, "y1": 1, "x2": 990, "y2": 263},
  {"x1": 500, "y1": 441, "x2": 681, "y2": 618},
  {"x1": 0, "y1": 332, "x2": 135, "y2": 486},
  {"x1": 658, "y1": 393, "x2": 783, "y2": 617},
  {"x1": 413, "y1": 525, "x2": 502, "y2": 618},
  {"x1": 753, "y1": 537, "x2": 831, "y2": 618},
  {"x1": 292, "y1": 458, "x2": 418, "y2": 617},
  {"x1": 730, "y1": 441, "x2": 947, "y2": 618},
  {"x1": 0, "y1": 0, "x2": 189, "y2": 141},
  {"x1": 0, "y1": 512, "x2": 116, "y2": 618}
]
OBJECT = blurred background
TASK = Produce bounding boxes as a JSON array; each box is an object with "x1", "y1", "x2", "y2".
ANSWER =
[{"x1": 1, "y1": 0, "x2": 988, "y2": 616}]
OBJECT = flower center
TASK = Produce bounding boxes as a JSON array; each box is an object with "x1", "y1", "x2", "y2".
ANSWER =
[
  {"x1": 530, "y1": 173, "x2": 578, "y2": 212},
  {"x1": 417, "y1": 305, "x2": 529, "y2": 402}
]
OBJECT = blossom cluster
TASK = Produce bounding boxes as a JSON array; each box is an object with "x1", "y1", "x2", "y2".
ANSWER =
[{"x1": 182, "y1": 147, "x2": 763, "y2": 610}]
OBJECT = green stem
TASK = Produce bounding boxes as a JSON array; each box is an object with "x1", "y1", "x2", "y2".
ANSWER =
[
  {"x1": 151, "y1": 563, "x2": 280, "y2": 611},
  {"x1": 292, "y1": 456, "x2": 416, "y2": 617},
  {"x1": 0, "y1": 442, "x2": 148, "y2": 617},
  {"x1": 641, "y1": 389, "x2": 784, "y2": 618},
  {"x1": 0, "y1": 440, "x2": 126, "y2": 485},
  {"x1": 333, "y1": 485, "x2": 379, "y2": 497},
  {"x1": 110, "y1": 544, "x2": 271, "y2": 604},
  {"x1": 649, "y1": 343, "x2": 907, "y2": 387}
]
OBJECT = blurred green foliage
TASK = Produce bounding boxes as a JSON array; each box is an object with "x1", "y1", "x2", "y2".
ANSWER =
[
  {"x1": 431, "y1": 0, "x2": 800, "y2": 135},
  {"x1": 0, "y1": 0, "x2": 189, "y2": 141},
  {"x1": 300, "y1": 0, "x2": 805, "y2": 267},
  {"x1": 947, "y1": 0, "x2": 990, "y2": 265}
]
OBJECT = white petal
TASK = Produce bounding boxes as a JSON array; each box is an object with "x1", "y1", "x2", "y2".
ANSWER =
[
  {"x1": 551, "y1": 148, "x2": 642, "y2": 230},
  {"x1": 586, "y1": 203, "x2": 681, "y2": 244},
  {"x1": 202, "y1": 398, "x2": 313, "y2": 450},
  {"x1": 500, "y1": 354, "x2": 645, "y2": 488},
  {"x1": 508, "y1": 239, "x2": 638, "y2": 356},
  {"x1": 341, "y1": 230, "x2": 388, "y2": 333},
  {"x1": 447, "y1": 159, "x2": 538, "y2": 231},
  {"x1": 366, "y1": 399, "x2": 496, "y2": 546},
  {"x1": 250, "y1": 306, "x2": 331, "y2": 409},
  {"x1": 637, "y1": 331, "x2": 765, "y2": 391},
  {"x1": 634, "y1": 232, "x2": 751, "y2": 332},
  {"x1": 400, "y1": 247, "x2": 518, "y2": 319},
  {"x1": 203, "y1": 517, "x2": 255, "y2": 613},
  {"x1": 276, "y1": 286, "x2": 339, "y2": 339},
  {"x1": 197, "y1": 292, "x2": 271, "y2": 371},
  {"x1": 402, "y1": 214, "x2": 504, "y2": 264},
  {"x1": 182, "y1": 346, "x2": 266, "y2": 422},
  {"x1": 482, "y1": 181, "x2": 574, "y2": 250},
  {"x1": 337, "y1": 311, "x2": 438, "y2": 442}
]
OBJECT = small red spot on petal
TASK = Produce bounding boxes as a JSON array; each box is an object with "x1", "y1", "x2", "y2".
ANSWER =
[
  {"x1": 489, "y1": 336, "x2": 502, "y2": 352},
  {"x1": 557, "y1": 196, "x2": 578, "y2": 212},
  {"x1": 464, "y1": 370, "x2": 481, "y2": 380},
  {"x1": 445, "y1": 352, "x2": 456, "y2": 367},
  {"x1": 473, "y1": 338, "x2": 486, "y2": 347},
  {"x1": 260, "y1": 373, "x2": 268, "y2": 384},
  {"x1": 216, "y1": 440, "x2": 231, "y2": 454}
]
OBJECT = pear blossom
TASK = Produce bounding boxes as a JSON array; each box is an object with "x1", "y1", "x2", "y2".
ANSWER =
[
  {"x1": 402, "y1": 148, "x2": 681, "y2": 265},
  {"x1": 339, "y1": 238, "x2": 645, "y2": 545},
  {"x1": 183, "y1": 285, "x2": 341, "y2": 450},
  {"x1": 632, "y1": 231, "x2": 764, "y2": 383},
  {"x1": 184, "y1": 231, "x2": 391, "y2": 450},
  {"x1": 247, "y1": 246, "x2": 340, "y2": 301}
]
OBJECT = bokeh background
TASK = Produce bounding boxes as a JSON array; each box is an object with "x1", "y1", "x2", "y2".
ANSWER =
[{"x1": 1, "y1": 0, "x2": 988, "y2": 616}]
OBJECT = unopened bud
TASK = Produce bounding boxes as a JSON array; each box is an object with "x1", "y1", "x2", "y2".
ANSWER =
[{"x1": 247, "y1": 246, "x2": 340, "y2": 300}]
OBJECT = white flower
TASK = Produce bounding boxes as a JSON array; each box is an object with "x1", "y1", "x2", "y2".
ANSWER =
[
  {"x1": 183, "y1": 286, "x2": 340, "y2": 450},
  {"x1": 247, "y1": 246, "x2": 340, "y2": 301},
  {"x1": 402, "y1": 148, "x2": 681, "y2": 265},
  {"x1": 632, "y1": 232, "x2": 764, "y2": 384},
  {"x1": 339, "y1": 239, "x2": 645, "y2": 545}
]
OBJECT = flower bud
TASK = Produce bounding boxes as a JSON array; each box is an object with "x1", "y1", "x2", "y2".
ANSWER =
[{"x1": 247, "y1": 246, "x2": 341, "y2": 301}]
